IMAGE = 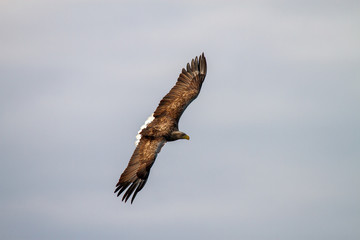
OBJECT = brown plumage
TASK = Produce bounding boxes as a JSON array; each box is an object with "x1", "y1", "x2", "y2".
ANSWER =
[{"x1": 114, "y1": 53, "x2": 207, "y2": 203}]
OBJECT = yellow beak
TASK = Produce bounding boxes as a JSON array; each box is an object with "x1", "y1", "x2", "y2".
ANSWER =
[{"x1": 183, "y1": 134, "x2": 190, "y2": 140}]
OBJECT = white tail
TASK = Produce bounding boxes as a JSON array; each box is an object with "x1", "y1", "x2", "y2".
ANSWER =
[{"x1": 135, "y1": 113, "x2": 155, "y2": 146}]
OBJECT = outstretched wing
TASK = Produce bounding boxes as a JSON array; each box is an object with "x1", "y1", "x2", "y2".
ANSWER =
[
  {"x1": 114, "y1": 137, "x2": 166, "y2": 203},
  {"x1": 153, "y1": 53, "x2": 207, "y2": 123}
]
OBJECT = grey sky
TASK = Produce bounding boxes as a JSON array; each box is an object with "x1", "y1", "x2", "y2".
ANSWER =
[{"x1": 1, "y1": 1, "x2": 359, "y2": 239}]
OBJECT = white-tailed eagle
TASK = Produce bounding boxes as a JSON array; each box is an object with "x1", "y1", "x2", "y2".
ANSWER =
[{"x1": 114, "y1": 53, "x2": 207, "y2": 203}]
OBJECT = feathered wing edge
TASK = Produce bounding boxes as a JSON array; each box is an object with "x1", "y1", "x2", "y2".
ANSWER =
[
  {"x1": 185, "y1": 52, "x2": 207, "y2": 77},
  {"x1": 114, "y1": 178, "x2": 148, "y2": 204},
  {"x1": 184, "y1": 52, "x2": 207, "y2": 77}
]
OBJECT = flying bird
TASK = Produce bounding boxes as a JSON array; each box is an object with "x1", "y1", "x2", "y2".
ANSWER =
[{"x1": 114, "y1": 53, "x2": 207, "y2": 203}]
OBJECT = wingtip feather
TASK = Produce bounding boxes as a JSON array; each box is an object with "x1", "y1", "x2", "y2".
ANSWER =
[
  {"x1": 199, "y1": 52, "x2": 207, "y2": 76},
  {"x1": 186, "y1": 63, "x2": 191, "y2": 72}
]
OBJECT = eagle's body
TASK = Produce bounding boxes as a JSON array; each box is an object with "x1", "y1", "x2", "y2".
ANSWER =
[{"x1": 115, "y1": 53, "x2": 207, "y2": 203}]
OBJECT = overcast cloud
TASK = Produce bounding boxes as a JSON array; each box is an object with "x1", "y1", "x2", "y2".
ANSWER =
[{"x1": 1, "y1": 1, "x2": 359, "y2": 239}]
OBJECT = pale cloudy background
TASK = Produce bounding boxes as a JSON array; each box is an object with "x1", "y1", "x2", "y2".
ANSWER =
[{"x1": 1, "y1": 0, "x2": 359, "y2": 239}]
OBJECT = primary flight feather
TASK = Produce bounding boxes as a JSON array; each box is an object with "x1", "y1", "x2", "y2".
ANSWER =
[{"x1": 114, "y1": 53, "x2": 207, "y2": 203}]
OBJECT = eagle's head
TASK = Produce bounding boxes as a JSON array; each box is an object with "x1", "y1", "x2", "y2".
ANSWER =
[{"x1": 168, "y1": 131, "x2": 190, "y2": 141}]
